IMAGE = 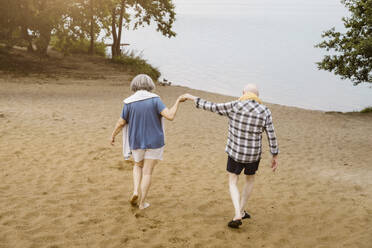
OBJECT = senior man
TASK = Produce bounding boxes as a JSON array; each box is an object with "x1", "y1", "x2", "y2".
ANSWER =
[{"x1": 183, "y1": 84, "x2": 279, "y2": 229}]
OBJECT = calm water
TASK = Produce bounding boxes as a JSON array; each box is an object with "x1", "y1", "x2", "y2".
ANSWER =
[{"x1": 111, "y1": 0, "x2": 372, "y2": 111}]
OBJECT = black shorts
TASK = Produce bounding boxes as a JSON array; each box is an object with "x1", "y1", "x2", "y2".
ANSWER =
[{"x1": 227, "y1": 156, "x2": 260, "y2": 175}]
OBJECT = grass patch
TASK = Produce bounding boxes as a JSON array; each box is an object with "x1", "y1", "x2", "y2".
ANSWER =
[
  {"x1": 111, "y1": 50, "x2": 160, "y2": 81},
  {"x1": 0, "y1": 47, "x2": 45, "y2": 75},
  {"x1": 0, "y1": 45, "x2": 9, "y2": 54},
  {"x1": 50, "y1": 36, "x2": 106, "y2": 57},
  {"x1": 360, "y1": 107, "x2": 372, "y2": 113},
  {"x1": 0, "y1": 47, "x2": 105, "y2": 79}
]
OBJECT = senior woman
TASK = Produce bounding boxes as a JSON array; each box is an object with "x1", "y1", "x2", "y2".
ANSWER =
[{"x1": 111, "y1": 74, "x2": 185, "y2": 210}]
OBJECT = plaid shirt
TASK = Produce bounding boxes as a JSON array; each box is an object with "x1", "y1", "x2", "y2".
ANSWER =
[{"x1": 195, "y1": 98, "x2": 279, "y2": 163}]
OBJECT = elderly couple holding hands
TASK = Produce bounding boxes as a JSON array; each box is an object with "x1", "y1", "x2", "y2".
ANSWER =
[{"x1": 111, "y1": 74, "x2": 279, "y2": 229}]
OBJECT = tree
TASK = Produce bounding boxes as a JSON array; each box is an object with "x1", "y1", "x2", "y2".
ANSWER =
[
  {"x1": 0, "y1": 0, "x2": 71, "y2": 55},
  {"x1": 0, "y1": 0, "x2": 30, "y2": 49},
  {"x1": 26, "y1": 0, "x2": 71, "y2": 55},
  {"x1": 55, "y1": 0, "x2": 110, "y2": 55},
  {"x1": 0, "y1": 0, "x2": 176, "y2": 57},
  {"x1": 316, "y1": 0, "x2": 372, "y2": 85},
  {"x1": 109, "y1": 0, "x2": 176, "y2": 57},
  {"x1": 110, "y1": 0, "x2": 127, "y2": 57}
]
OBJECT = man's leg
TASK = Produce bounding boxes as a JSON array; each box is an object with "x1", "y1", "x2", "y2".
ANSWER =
[
  {"x1": 229, "y1": 173, "x2": 242, "y2": 220},
  {"x1": 130, "y1": 161, "x2": 143, "y2": 205},
  {"x1": 139, "y1": 159, "x2": 157, "y2": 209},
  {"x1": 240, "y1": 174, "x2": 255, "y2": 215}
]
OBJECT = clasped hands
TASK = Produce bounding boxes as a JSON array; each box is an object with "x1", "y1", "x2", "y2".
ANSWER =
[{"x1": 177, "y1": 93, "x2": 197, "y2": 103}]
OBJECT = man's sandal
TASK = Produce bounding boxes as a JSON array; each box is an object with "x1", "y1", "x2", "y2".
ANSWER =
[
  {"x1": 227, "y1": 219, "x2": 242, "y2": 229},
  {"x1": 242, "y1": 210, "x2": 251, "y2": 219}
]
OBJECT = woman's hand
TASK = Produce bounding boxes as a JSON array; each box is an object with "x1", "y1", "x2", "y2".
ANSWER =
[
  {"x1": 161, "y1": 96, "x2": 187, "y2": 121},
  {"x1": 178, "y1": 95, "x2": 187, "y2": 102},
  {"x1": 110, "y1": 137, "x2": 115, "y2": 146}
]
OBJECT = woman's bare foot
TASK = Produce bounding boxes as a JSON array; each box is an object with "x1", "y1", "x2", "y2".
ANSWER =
[
  {"x1": 129, "y1": 194, "x2": 138, "y2": 206},
  {"x1": 139, "y1": 202, "x2": 150, "y2": 210}
]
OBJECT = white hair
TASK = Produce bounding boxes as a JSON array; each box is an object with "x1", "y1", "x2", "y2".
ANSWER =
[
  {"x1": 130, "y1": 74, "x2": 155, "y2": 92},
  {"x1": 243, "y1": 84, "x2": 259, "y2": 96}
]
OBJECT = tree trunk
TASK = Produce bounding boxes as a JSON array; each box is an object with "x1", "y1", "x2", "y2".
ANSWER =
[
  {"x1": 35, "y1": 0, "x2": 50, "y2": 56},
  {"x1": 111, "y1": 0, "x2": 125, "y2": 58},
  {"x1": 22, "y1": 25, "x2": 34, "y2": 52},
  {"x1": 88, "y1": 0, "x2": 94, "y2": 55},
  {"x1": 5, "y1": 28, "x2": 13, "y2": 49},
  {"x1": 111, "y1": 7, "x2": 118, "y2": 57},
  {"x1": 36, "y1": 25, "x2": 51, "y2": 56},
  {"x1": 115, "y1": 0, "x2": 125, "y2": 56}
]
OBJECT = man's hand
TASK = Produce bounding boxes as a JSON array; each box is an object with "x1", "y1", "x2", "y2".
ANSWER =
[
  {"x1": 182, "y1": 93, "x2": 197, "y2": 101},
  {"x1": 271, "y1": 155, "x2": 278, "y2": 172},
  {"x1": 110, "y1": 137, "x2": 115, "y2": 146}
]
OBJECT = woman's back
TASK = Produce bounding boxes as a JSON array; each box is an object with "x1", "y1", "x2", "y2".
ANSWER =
[{"x1": 121, "y1": 97, "x2": 166, "y2": 150}]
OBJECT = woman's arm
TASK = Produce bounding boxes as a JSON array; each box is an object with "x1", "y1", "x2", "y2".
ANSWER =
[
  {"x1": 110, "y1": 117, "x2": 126, "y2": 145},
  {"x1": 160, "y1": 96, "x2": 186, "y2": 121}
]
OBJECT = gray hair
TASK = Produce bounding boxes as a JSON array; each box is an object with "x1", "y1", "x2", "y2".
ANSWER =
[
  {"x1": 130, "y1": 74, "x2": 155, "y2": 92},
  {"x1": 243, "y1": 84, "x2": 259, "y2": 97}
]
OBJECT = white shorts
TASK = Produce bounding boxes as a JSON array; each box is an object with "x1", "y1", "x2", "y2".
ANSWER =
[{"x1": 131, "y1": 147, "x2": 164, "y2": 162}]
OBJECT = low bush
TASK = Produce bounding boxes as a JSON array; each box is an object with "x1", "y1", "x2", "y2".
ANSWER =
[
  {"x1": 111, "y1": 50, "x2": 160, "y2": 81},
  {"x1": 360, "y1": 107, "x2": 372, "y2": 113}
]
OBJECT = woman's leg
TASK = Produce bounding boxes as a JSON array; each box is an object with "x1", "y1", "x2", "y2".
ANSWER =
[
  {"x1": 139, "y1": 159, "x2": 157, "y2": 209},
  {"x1": 130, "y1": 160, "x2": 143, "y2": 205}
]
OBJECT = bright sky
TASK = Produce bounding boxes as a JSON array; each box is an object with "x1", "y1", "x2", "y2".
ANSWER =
[{"x1": 174, "y1": 0, "x2": 345, "y2": 16}]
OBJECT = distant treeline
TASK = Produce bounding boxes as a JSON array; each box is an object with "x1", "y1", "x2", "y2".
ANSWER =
[{"x1": 0, "y1": 0, "x2": 176, "y2": 57}]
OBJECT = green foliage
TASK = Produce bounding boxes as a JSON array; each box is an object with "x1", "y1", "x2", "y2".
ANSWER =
[
  {"x1": 111, "y1": 51, "x2": 160, "y2": 81},
  {"x1": 0, "y1": 0, "x2": 73, "y2": 55},
  {"x1": 56, "y1": 0, "x2": 112, "y2": 54},
  {"x1": 0, "y1": 0, "x2": 110, "y2": 55},
  {"x1": 360, "y1": 106, "x2": 372, "y2": 113},
  {"x1": 50, "y1": 36, "x2": 106, "y2": 56},
  {"x1": 316, "y1": 0, "x2": 372, "y2": 85},
  {"x1": 0, "y1": 0, "x2": 176, "y2": 58},
  {"x1": 109, "y1": 0, "x2": 177, "y2": 57},
  {"x1": 129, "y1": 0, "x2": 177, "y2": 38}
]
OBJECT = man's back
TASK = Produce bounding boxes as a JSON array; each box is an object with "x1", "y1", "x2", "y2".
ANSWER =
[{"x1": 195, "y1": 98, "x2": 279, "y2": 163}]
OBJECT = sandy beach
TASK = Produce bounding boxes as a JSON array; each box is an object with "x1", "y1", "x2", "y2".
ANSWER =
[{"x1": 1, "y1": 56, "x2": 372, "y2": 248}]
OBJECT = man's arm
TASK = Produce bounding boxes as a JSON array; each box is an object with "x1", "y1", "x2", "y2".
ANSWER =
[
  {"x1": 264, "y1": 111, "x2": 279, "y2": 171},
  {"x1": 111, "y1": 117, "x2": 126, "y2": 145},
  {"x1": 160, "y1": 95, "x2": 186, "y2": 121},
  {"x1": 183, "y1": 93, "x2": 236, "y2": 116}
]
